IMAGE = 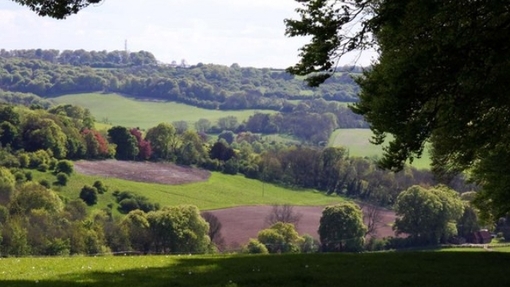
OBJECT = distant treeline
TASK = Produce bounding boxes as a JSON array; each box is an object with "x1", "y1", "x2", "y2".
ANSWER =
[{"x1": 0, "y1": 49, "x2": 362, "y2": 108}]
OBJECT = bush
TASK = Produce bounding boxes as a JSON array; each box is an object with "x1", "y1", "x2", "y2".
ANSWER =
[
  {"x1": 37, "y1": 163, "x2": 49, "y2": 172},
  {"x1": 54, "y1": 160, "x2": 74, "y2": 175},
  {"x1": 56, "y1": 172, "x2": 69, "y2": 186},
  {"x1": 39, "y1": 179, "x2": 51, "y2": 188},
  {"x1": 80, "y1": 185, "x2": 98, "y2": 206},
  {"x1": 93, "y1": 180, "x2": 108, "y2": 194},
  {"x1": 244, "y1": 239, "x2": 268, "y2": 254},
  {"x1": 14, "y1": 171, "x2": 26, "y2": 183},
  {"x1": 18, "y1": 153, "x2": 30, "y2": 168},
  {"x1": 24, "y1": 171, "x2": 33, "y2": 181}
]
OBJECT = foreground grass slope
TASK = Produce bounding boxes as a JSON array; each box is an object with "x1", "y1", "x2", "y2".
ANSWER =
[
  {"x1": 328, "y1": 129, "x2": 432, "y2": 169},
  {"x1": 53, "y1": 93, "x2": 275, "y2": 129},
  {"x1": 1, "y1": 252, "x2": 509, "y2": 287},
  {"x1": 35, "y1": 169, "x2": 344, "y2": 212}
]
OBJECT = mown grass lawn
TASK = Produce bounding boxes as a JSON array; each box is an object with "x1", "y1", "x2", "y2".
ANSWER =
[
  {"x1": 53, "y1": 93, "x2": 276, "y2": 130},
  {"x1": 34, "y1": 169, "x2": 345, "y2": 213},
  {"x1": 1, "y1": 252, "x2": 510, "y2": 287}
]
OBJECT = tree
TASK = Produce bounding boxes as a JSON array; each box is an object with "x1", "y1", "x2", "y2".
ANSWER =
[
  {"x1": 286, "y1": 1, "x2": 510, "y2": 217},
  {"x1": 318, "y1": 202, "x2": 366, "y2": 252},
  {"x1": 108, "y1": 126, "x2": 139, "y2": 160},
  {"x1": 79, "y1": 185, "x2": 98, "y2": 206},
  {"x1": 265, "y1": 204, "x2": 302, "y2": 227},
  {"x1": 145, "y1": 123, "x2": 179, "y2": 161},
  {"x1": 394, "y1": 185, "x2": 464, "y2": 245},
  {"x1": 257, "y1": 222, "x2": 303, "y2": 254},
  {"x1": 12, "y1": 0, "x2": 103, "y2": 19},
  {"x1": 201, "y1": 212, "x2": 225, "y2": 250},
  {"x1": 146, "y1": 205, "x2": 211, "y2": 254},
  {"x1": 54, "y1": 160, "x2": 74, "y2": 175},
  {"x1": 9, "y1": 182, "x2": 64, "y2": 215}
]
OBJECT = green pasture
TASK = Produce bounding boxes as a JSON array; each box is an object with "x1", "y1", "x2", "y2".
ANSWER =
[
  {"x1": 328, "y1": 129, "x2": 432, "y2": 169},
  {"x1": 53, "y1": 93, "x2": 275, "y2": 130},
  {"x1": 1, "y1": 252, "x2": 510, "y2": 287},
  {"x1": 34, "y1": 166, "x2": 345, "y2": 213}
]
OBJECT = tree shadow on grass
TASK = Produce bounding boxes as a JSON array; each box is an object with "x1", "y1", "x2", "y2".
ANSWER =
[{"x1": 2, "y1": 252, "x2": 510, "y2": 287}]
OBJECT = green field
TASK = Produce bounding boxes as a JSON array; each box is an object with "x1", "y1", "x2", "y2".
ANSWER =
[
  {"x1": 53, "y1": 93, "x2": 275, "y2": 130},
  {"x1": 35, "y1": 168, "x2": 345, "y2": 213},
  {"x1": 328, "y1": 129, "x2": 432, "y2": 169},
  {"x1": 1, "y1": 252, "x2": 509, "y2": 287}
]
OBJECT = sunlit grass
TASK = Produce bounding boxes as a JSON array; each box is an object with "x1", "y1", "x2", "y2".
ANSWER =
[
  {"x1": 53, "y1": 93, "x2": 276, "y2": 129},
  {"x1": 328, "y1": 128, "x2": 431, "y2": 169},
  {"x1": 33, "y1": 168, "x2": 345, "y2": 213}
]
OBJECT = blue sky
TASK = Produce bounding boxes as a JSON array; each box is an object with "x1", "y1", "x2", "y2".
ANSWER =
[{"x1": 0, "y1": 0, "x2": 377, "y2": 68}]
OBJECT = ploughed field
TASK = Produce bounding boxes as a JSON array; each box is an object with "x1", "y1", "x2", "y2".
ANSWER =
[{"x1": 74, "y1": 161, "x2": 397, "y2": 246}]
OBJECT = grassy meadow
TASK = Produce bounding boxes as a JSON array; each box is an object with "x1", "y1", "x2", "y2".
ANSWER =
[
  {"x1": 328, "y1": 129, "x2": 432, "y2": 169},
  {"x1": 35, "y1": 169, "x2": 345, "y2": 213},
  {"x1": 1, "y1": 251, "x2": 510, "y2": 287},
  {"x1": 53, "y1": 93, "x2": 276, "y2": 130}
]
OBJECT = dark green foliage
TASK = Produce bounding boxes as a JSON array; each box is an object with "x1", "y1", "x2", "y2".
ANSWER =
[
  {"x1": 222, "y1": 159, "x2": 238, "y2": 175},
  {"x1": 93, "y1": 180, "x2": 107, "y2": 194},
  {"x1": 54, "y1": 160, "x2": 73, "y2": 175},
  {"x1": 37, "y1": 163, "x2": 49, "y2": 172},
  {"x1": 218, "y1": 130, "x2": 235, "y2": 145},
  {"x1": 209, "y1": 141, "x2": 235, "y2": 162},
  {"x1": 79, "y1": 185, "x2": 98, "y2": 206},
  {"x1": 114, "y1": 191, "x2": 160, "y2": 213},
  {"x1": 108, "y1": 126, "x2": 139, "y2": 160},
  {"x1": 38, "y1": 179, "x2": 51, "y2": 188},
  {"x1": 55, "y1": 172, "x2": 69, "y2": 186},
  {"x1": 286, "y1": 0, "x2": 510, "y2": 218},
  {"x1": 319, "y1": 202, "x2": 367, "y2": 252}
]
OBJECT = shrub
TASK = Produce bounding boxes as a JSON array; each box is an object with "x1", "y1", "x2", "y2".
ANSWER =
[
  {"x1": 80, "y1": 185, "x2": 98, "y2": 206},
  {"x1": 56, "y1": 172, "x2": 69, "y2": 186},
  {"x1": 244, "y1": 239, "x2": 268, "y2": 254},
  {"x1": 39, "y1": 179, "x2": 51, "y2": 188},
  {"x1": 18, "y1": 153, "x2": 30, "y2": 168},
  {"x1": 93, "y1": 180, "x2": 108, "y2": 194},
  {"x1": 37, "y1": 163, "x2": 49, "y2": 172},
  {"x1": 54, "y1": 160, "x2": 74, "y2": 175},
  {"x1": 24, "y1": 171, "x2": 33, "y2": 181}
]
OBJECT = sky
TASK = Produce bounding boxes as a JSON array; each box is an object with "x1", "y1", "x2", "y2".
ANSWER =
[{"x1": 0, "y1": 0, "x2": 377, "y2": 68}]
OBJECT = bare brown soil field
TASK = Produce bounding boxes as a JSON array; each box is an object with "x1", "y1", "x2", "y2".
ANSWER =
[
  {"x1": 207, "y1": 204, "x2": 397, "y2": 249},
  {"x1": 74, "y1": 160, "x2": 211, "y2": 185}
]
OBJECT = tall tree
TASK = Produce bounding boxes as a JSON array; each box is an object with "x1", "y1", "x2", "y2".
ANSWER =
[
  {"x1": 318, "y1": 202, "x2": 366, "y2": 252},
  {"x1": 286, "y1": 0, "x2": 510, "y2": 217},
  {"x1": 145, "y1": 123, "x2": 179, "y2": 161},
  {"x1": 107, "y1": 126, "x2": 139, "y2": 160},
  {"x1": 394, "y1": 185, "x2": 464, "y2": 245}
]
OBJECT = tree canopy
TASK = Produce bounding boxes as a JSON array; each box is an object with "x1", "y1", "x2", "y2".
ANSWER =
[
  {"x1": 286, "y1": 0, "x2": 510, "y2": 216},
  {"x1": 11, "y1": 0, "x2": 102, "y2": 19}
]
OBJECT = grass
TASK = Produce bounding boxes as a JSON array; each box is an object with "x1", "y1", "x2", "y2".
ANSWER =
[
  {"x1": 35, "y1": 169, "x2": 345, "y2": 213},
  {"x1": 328, "y1": 128, "x2": 432, "y2": 169},
  {"x1": 53, "y1": 93, "x2": 276, "y2": 130},
  {"x1": 1, "y1": 252, "x2": 510, "y2": 287}
]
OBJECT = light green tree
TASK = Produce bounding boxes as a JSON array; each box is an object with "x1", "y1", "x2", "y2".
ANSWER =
[
  {"x1": 145, "y1": 123, "x2": 180, "y2": 161},
  {"x1": 394, "y1": 185, "x2": 464, "y2": 245},
  {"x1": 257, "y1": 222, "x2": 303, "y2": 254}
]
